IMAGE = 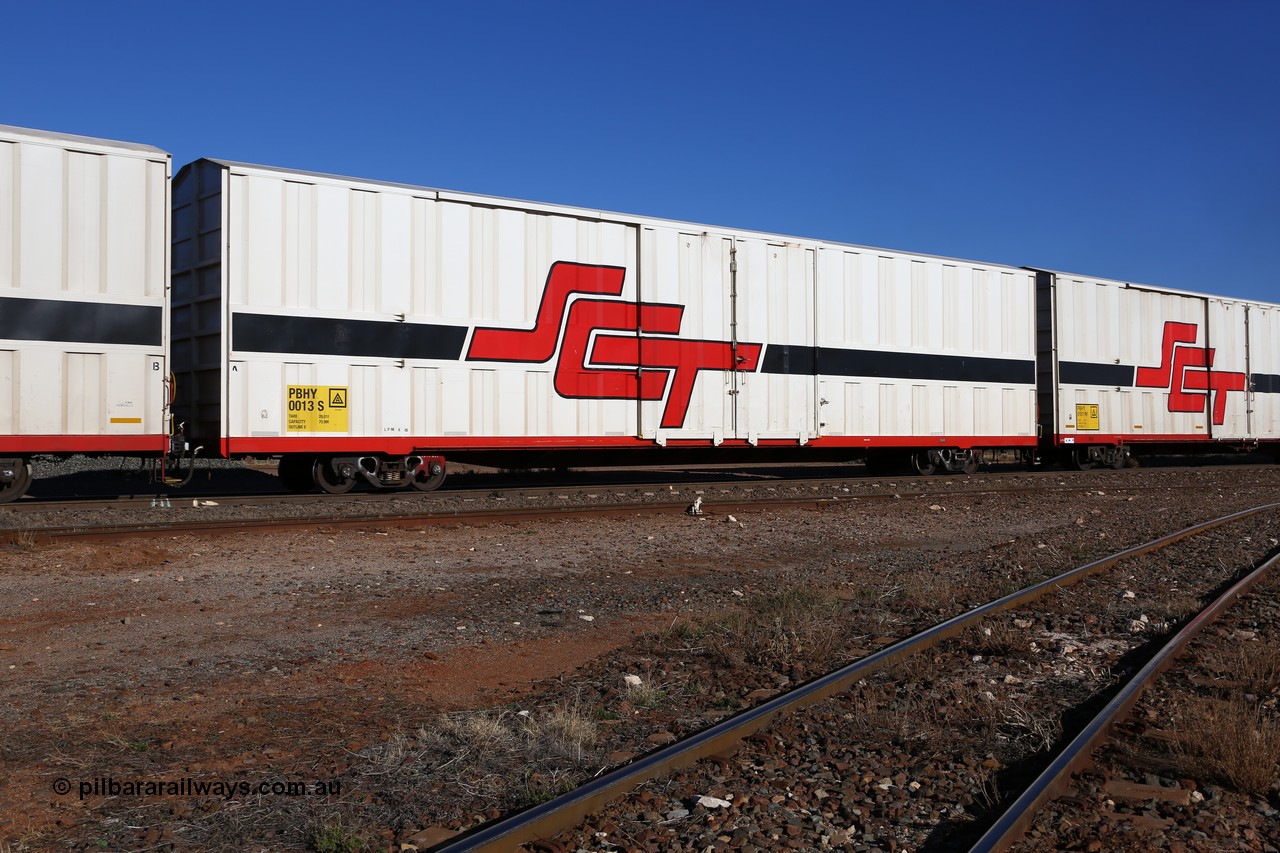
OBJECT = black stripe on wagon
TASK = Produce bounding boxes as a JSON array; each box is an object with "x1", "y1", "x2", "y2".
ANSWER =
[
  {"x1": 1057, "y1": 361, "x2": 1136, "y2": 387},
  {"x1": 233, "y1": 313, "x2": 468, "y2": 361},
  {"x1": 0, "y1": 296, "x2": 162, "y2": 347},
  {"x1": 1253, "y1": 373, "x2": 1280, "y2": 394},
  {"x1": 761, "y1": 344, "x2": 1036, "y2": 385}
]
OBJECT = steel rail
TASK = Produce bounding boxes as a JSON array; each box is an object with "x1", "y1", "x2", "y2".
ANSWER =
[
  {"x1": 970, "y1": 524, "x2": 1280, "y2": 851},
  {"x1": 0, "y1": 475, "x2": 1025, "y2": 513},
  {"x1": 5, "y1": 478, "x2": 1260, "y2": 542},
  {"x1": 3, "y1": 495, "x2": 841, "y2": 544},
  {"x1": 429, "y1": 502, "x2": 1280, "y2": 853},
  {"x1": 11, "y1": 460, "x2": 1268, "y2": 512}
]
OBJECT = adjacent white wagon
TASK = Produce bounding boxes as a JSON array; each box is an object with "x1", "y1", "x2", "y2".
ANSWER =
[
  {"x1": 1034, "y1": 269, "x2": 1280, "y2": 468},
  {"x1": 0, "y1": 125, "x2": 171, "y2": 501}
]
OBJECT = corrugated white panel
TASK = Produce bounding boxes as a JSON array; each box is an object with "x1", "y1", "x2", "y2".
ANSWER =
[
  {"x1": 468, "y1": 369, "x2": 497, "y2": 434},
  {"x1": 0, "y1": 144, "x2": 11, "y2": 290},
  {"x1": 379, "y1": 193, "x2": 411, "y2": 317},
  {"x1": 411, "y1": 366, "x2": 442, "y2": 435},
  {"x1": 0, "y1": 127, "x2": 169, "y2": 442},
  {"x1": 1250, "y1": 306, "x2": 1280, "y2": 439},
  {"x1": 880, "y1": 256, "x2": 911, "y2": 348},
  {"x1": 880, "y1": 383, "x2": 905, "y2": 435},
  {"x1": 814, "y1": 247, "x2": 1035, "y2": 438},
  {"x1": 18, "y1": 348, "x2": 60, "y2": 434},
  {"x1": 64, "y1": 353, "x2": 102, "y2": 433},
  {"x1": 1001, "y1": 271, "x2": 1029, "y2": 356},
  {"x1": 439, "y1": 367, "x2": 470, "y2": 435},
  {"x1": 942, "y1": 265, "x2": 974, "y2": 352},
  {"x1": 835, "y1": 381, "x2": 860, "y2": 435},
  {"x1": 525, "y1": 371, "x2": 551, "y2": 435},
  {"x1": 317, "y1": 184, "x2": 352, "y2": 312},
  {"x1": 737, "y1": 239, "x2": 814, "y2": 440},
  {"x1": 232, "y1": 361, "x2": 275, "y2": 437},
  {"x1": 971, "y1": 267, "x2": 995, "y2": 354},
  {"x1": 282, "y1": 181, "x2": 315, "y2": 309},
  {"x1": 65, "y1": 152, "x2": 103, "y2": 293},
  {"x1": 348, "y1": 365, "x2": 379, "y2": 434},
  {"x1": 381, "y1": 367, "x2": 410, "y2": 436},
  {"x1": 17, "y1": 142, "x2": 62, "y2": 291},
  {"x1": 105, "y1": 155, "x2": 152, "y2": 298},
  {"x1": 0, "y1": 351, "x2": 11, "y2": 432},
  {"x1": 1001, "y1": 389, "x2": 1021, "y2": 435}
]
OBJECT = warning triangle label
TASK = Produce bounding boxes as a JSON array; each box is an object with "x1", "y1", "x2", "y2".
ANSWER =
[{"x1": 328, "y1": 389, "x2": 347, "y2": 408}]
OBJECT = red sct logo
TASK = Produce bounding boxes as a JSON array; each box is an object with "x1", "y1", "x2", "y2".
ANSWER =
[
  {"x1": 1135, "y1": 321, "x2": 1247, "y2": 425},
  {"x1": 466, "y1": 262, "x2": 762, "y2": 429}
]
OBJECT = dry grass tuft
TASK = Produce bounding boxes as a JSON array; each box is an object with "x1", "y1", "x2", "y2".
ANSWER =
[
  {"x1": 1172, "y1": 694, "x2": 1280, "y2": 795},
  {"x1": 891, "y1": 568, "x2": 963, "y2": 612},
  {"x1": 307, "y1": 818, "x2": 369, "y2": 853},
  {"x1": 521, "y1": 704, "x2": 600, "y2": 762},
  {"x1": 998, "y1": 700, "x2": 1062, "y2": 752},
  {"x1": 622, "y1": 678, "x2": 669, "y2": 710},
  {"x1": 707, "y1": 586, "x2": 844, "y2": 670},
  {"x1": 967, "y1": 616, "x2": 1034, "y2": 659},
  {"x1": 9, "y1": 527, "x2": 38, "y2": 550},
  {"x1": 1210, "y1": 644, "x2": 1280, "y2": 697},
  {"x1": 517, "y1": 767, "x2": 578, "y2": 806},
  {"x1": 443, "y1": 712, "x2": 514, "y2": 749},
  {"x1": 1148, "y1": 590, "x2": 1203, "y2": 625}
]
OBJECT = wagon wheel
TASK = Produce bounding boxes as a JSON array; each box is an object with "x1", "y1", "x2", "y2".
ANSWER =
[
  {"x1": 313, "y1": 457, "x2": 357, "y2": 494},
  {"x1": 1068, "y1": 447, "x2": 1095, "y2": 471},
  {"x1": 277, "y1": 454, "x2": 316, "y2": 493},
  {"x1": 910, "y1": 451, "x2": 938, "y2": 476},
  {"x1": 0, "y1": 460, "x2": 32, "y2": 504},
  {"x1": 960, "y1": 455, "x2": 979, "y2": 475},
  {"x1": 410, "y1": 460, "x2": 446, "y2": 492}
]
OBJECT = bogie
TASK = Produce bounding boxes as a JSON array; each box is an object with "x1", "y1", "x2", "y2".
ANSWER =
[
  {"x1": 1065, "y1": 445, "x2": 1127, "y2": 472},
  {"x1": 313, "y1": 457, "x2": 357, "y2": 495},
  {"x1": 0, "y1": 459, "x2": 33, "y2": 504},
  {"x1": 410, "y1": 458, "x2": 447, "y2": 492},
  {"x1": 909, "y1": 449, "x2": 980, "y2": 476}
]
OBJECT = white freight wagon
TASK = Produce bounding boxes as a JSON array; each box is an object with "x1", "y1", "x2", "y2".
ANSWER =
[
  {"x1": 1033, "y1": 269, "x2": 1280, "y2": 468},
  {"x1": 171, "y1": 158, "x2": 1038, "y2": 492},
  {"x1": 0, "y1": 125, "x2": 171, "y2": 502}
]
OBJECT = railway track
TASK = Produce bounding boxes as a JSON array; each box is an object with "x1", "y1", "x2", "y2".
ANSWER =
[
  {"x1": 975, "y1": 539, "x2": 1280, "y2": 851},
  {"x1": 4, "y1": 465, "x2": 1274, "y2": 543},
  {"x1": 10, "y1": 458, "x2": 1276, "y2": 508},
  {"x1": 417, "y1": 503, "x2": 1280, "y2": 853}
]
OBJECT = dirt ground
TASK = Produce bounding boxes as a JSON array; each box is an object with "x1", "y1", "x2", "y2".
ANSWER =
[{"x1": 2, "y1": 465, "x2": 1279, "y2": 851}]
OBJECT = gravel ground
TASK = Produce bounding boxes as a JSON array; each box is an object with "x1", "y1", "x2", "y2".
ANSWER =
[
  {"x1": 0, "y1": 464, "x2": 1276, "y2": 852},
  {"x1": 1012, "y1": 556, "x2": 1280, "y2": 853},
  {"x1": 537, "y1": 513, "x2": 1280, "y2": 853}
]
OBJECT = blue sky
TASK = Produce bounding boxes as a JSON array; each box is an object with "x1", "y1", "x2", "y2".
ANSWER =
[{"x1": 6, "y1": 1, "x2": 1277, "y2": 301}]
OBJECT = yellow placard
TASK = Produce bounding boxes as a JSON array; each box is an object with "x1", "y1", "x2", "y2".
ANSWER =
[
  {"x1": 1075, "y1": 403, "x2": 1100, "y2": 431},
  {"x1": 286, "y1": 385, "x2": 349, "y2": 432}
]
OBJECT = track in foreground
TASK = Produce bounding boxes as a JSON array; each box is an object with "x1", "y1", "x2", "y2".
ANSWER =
[
  {"x1": 973, "y1": 530, "x2": 1280, "y2": 851},
  {"x1": 423, "y1": 502, "x2": 1280, "y2": 853}
]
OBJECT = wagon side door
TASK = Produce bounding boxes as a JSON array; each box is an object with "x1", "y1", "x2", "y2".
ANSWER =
[
  {"x1": 732, "y1": 238, "x2": 816, "y2": 443},
  {"x1": 635, "y1": 228, "x2": 736, "y2": 442}
]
